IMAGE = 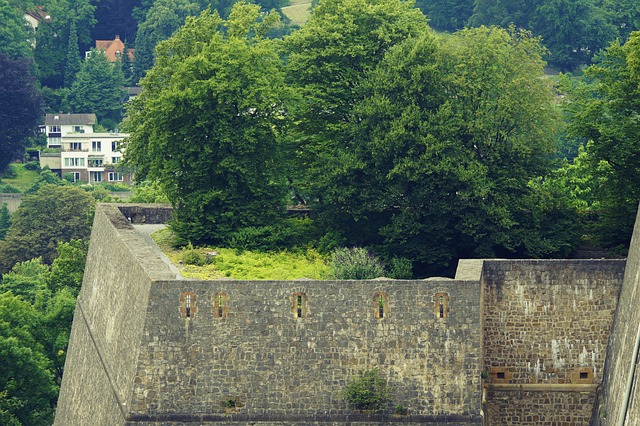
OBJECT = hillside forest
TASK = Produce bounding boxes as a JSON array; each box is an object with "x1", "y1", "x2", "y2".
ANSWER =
[{"x1": 2, "y1": 0, "x2": 640, "y2": 423}]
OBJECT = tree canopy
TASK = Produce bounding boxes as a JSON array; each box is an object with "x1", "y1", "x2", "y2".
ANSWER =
[
  {"x1": 125, "y1": 3, "x2": 289, "y2": 245},
  {"x1": 0, "y1": 185, "x2": 94, "y2": 272},
  {"x1": 65, "y1": 49, "x2": 126, "y2": 124},
  {"x1": 562, "y1": 33, "x2": 640, "y2": 250}
]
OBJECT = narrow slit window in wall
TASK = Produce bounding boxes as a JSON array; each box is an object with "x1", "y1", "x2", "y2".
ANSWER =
[
  {"x1": 433, "y1": 292, "x2": 450, "y2": 319},
  {"x1": 179, "y1": 292, "x2": 197, "y2": 318},
  {"x1": 214, "y1": 292, "x2": 228, "y2": 319},
  {"x1": 374, "y1": 292, "x2": 388, "y2": 319},
  {"x1": 292, "y1": 292, "x2": 307, "y2": 318}
]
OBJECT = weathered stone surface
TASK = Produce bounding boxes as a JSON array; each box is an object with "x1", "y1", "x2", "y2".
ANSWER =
[
  {"x1": 592, "y1": 207, "x2": 640, "y2": 426},
  {"x1": 55, "y1": 203, "x2": 640, "y2": 425}
]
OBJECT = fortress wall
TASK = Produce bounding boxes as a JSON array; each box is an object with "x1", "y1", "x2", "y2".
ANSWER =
[
  {"x1": 594, "y1": 207, "x2": 640, "y2": 426},
  {"x1": 127, "y1": 278, "x2": 483, "y2": 424},
  {"x1": 480, "y1": 259, "x2": 625, "y2": 425},
  {"x1": 55, "y1": 204, "x2": 177, "y2": 425}
]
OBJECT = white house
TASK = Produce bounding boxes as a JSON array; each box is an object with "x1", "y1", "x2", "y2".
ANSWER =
[{"x1": 42, "y1": 114, "x2": 131, "y2": 184}]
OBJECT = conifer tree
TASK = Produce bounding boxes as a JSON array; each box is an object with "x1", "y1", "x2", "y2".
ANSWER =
[{"x1": 64, "y1": 20, "x2": 81, "y2": 88}]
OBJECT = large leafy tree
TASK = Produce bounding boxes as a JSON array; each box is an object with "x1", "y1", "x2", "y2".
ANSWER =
[
  {"x1": 0, "y1": 0, "x2": 34, "y2": 59},
  {"x1": 0, "y1": 185, "x2": 94, "y2": 272},
  {"x1": 65, "y1": 49, "x2": 126, "y2": 124},
  {"x1": 125, "y1": 3, "x2": 289, "y2": 245},
  {"x1": 564, "y1": 34, "x2": 640, "y2": 250},
  {"x1": 284, "y1": 0, "x2": 428, "y2": 201},
  {"x1": 313, "y1": 26, "x2": 576, "y2": 275},
  {"x1": 0, "y1": 53, "x2": 42, "y2": 174}
]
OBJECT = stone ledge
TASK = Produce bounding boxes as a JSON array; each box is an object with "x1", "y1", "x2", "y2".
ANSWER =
[{"x1": 487, "y1": 383, "x2": 598, "y2": 392}]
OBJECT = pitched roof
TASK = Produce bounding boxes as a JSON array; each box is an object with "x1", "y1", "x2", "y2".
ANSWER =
[
  {"x1": 45, "y1": 113, "x2": 96, "y2": 126},
  {"x1": 94, "y1": 35, "x2": 135, "y2": 62}
]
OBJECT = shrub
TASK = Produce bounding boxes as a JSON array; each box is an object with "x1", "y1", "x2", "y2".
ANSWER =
[
  {"x1": 0, "y1": 182, "x2": 20, "y2": 193},
  {"x1": 23, "y1": 161, "x2": 40, "y2": 172},
  {"x1": 329, "y1": 247, "x2": 386, "y2": 279},
  {"x1": 341, "y1": 368, "x2": 390, "y2": 412},
  {"x1": 387, "y1": 257, "x2": 413, "y2": 279},
  {"x1": 181, "y1": 244, "x2": 206, "y2": 266},
  {"x1": 2, "y1": 164, "x2": 18, "y2": 179}
]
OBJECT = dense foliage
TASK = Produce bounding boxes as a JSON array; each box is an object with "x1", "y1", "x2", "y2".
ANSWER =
[
  {"x1": 125, "y1": 4, "x2": 289, "y2": 246},
  {"x1": 0, "y1": 185, "x2": 94, "y2": 273},
  {"x1": 0, "y1": 240, "x2": 86, "y2": 425},
  {"x1": 558, "y1": 33, "x2": 640, "y2": 251},
  {"x1": 0, "y1": 53, "x2": 42, "y2": 174}
]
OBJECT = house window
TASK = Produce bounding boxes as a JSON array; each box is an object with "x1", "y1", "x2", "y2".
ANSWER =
[
  {"x1": 108, "y1": 172, "x2": 123, "y2": 181},
  {"x1": 49, "y1": 125, "x2": 61, "y2": 132},
  {"x1": 111, "y1": 141, "x2": 118, "y2": 151},
  {"x1": 64, "y1": 158, "x2": 85, "y2": 167},
  {"x1": 92, "y1": 141, "x2": 102, "y2": 152},
  {"x1": 179, "y1": 292, "x2": 197, "y2": 318},
  {"x1": 71, "y1": 172, "x2": 81, "y2": 182},
  {"x1": 111, "y1": 156, "x2": 120, "y2": 164},
  {"x1": 374, "y1": 292, "x2": 389, "y2": 319},
  {"x1": 70, "y1": 142, "x2": 82, "y2": 151},
  {"x1": 213, "y1": 292, "x2": 228, "y2": 319},
  {"x1": 433, "y1": 292, "x2": 450, "y2": 319},
  {"x1": 88, "y1": 158, "x2": 103, "y2": 167},
  {"x1": 73, "y1": 126, "x2": 84, "y2": 133},
  {"x1": 90, "y1": 171, "x2": 103, "y2": 183},
  {"x1": 48, "y1": 137, "x2": 62, "y2": 145},
  {"x1": 292, "y1": 292, "x2": 307, "y2": 318}
]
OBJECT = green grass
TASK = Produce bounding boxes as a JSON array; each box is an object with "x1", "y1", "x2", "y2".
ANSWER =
[
  {"x1": 2, "y1": 164, "x2": 40, "y2": 192},
  {"x1": 282, "y1": 0, "x2": 311, "y2": 26},
  {"x1": 151, "y1": 228, "x2": 331, "y2": 280}
]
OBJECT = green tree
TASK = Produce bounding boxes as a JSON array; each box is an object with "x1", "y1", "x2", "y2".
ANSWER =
[
  {"x1": 46, "y1": 239, "x2": 87, "y2": 296},
  {"x1": 131, "y1": 0, "x2": 200, "y2": 84},
  {"x1": 125, "y1": 4, "x2": 289, "y2": 245},
  {"x1": 0, "y1": 0, "x2": 34, "y2": 58},
  {"x1": 313, "y1": 27, "x2": 575, "y2": 275},
  {"x1": 565, "y1": 35, "x2": 640, "y2": 250},
  {"x1": 0, "y1": 258, "x2": 50, "y2": 304},
  {"x1": 0, "y1": 184, "x2": 94, "y2": 272},
  {"x1": 64, "y1": 19, "x2": 80, "y2": 87},
  {"x1": 0, "y1": 293, "x2": 58, "y2": 425},
  {"x1": 284, "y1": 0, "x2": 428, "y2": 202},
  {"x1": 0, "y1": 205, "x2": 10, "y2": 240},
  {"x1": 0, "y1": 53, "x2": 43, "y2": 174},
  {"x1": 66, "y1": 49, "x2": 126, "y2": 124}
]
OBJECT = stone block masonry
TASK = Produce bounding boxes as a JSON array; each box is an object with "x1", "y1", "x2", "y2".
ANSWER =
[
  {"x1": 55, "y1": 204, "x2": 640, "y2": 425},
  {"x1": 479, "y1": 260, "x2": 625, "y2": 425},
  {"x1": 129, "y1": 279, "x2": 482, "y2": 423}
]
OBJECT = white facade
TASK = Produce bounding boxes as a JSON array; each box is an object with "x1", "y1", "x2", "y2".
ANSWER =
[
  {"x1": 43, "y1": 114, "x2": 130, "y2": 184},
  {"x1": 60, "y1": 133, "x2": 129, "y2": 183}
]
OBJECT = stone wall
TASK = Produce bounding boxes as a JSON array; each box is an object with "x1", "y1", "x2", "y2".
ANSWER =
[
  {"x1": 127, "y1": 278, "x2": 483, "y2": 424},
  {"x1": 592, "y1": 207, "x2": 640, "y2": 426},
  {"x1": 480, "y1": 260, "x2": 625, "y2": 425},
  {"x1": 54, "y1": 204, "x2": 177, "y2": 425}
]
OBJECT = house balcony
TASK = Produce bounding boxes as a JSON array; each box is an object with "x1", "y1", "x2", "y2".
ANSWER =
[
  {"x1": 48, "y1": 132, "x2": 62, "y2": 138},
  {"x1": 62, "y1": 148, "x2": 90, "y2": 152}
]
